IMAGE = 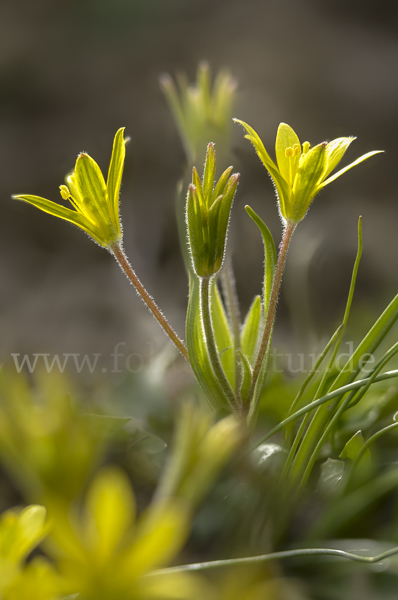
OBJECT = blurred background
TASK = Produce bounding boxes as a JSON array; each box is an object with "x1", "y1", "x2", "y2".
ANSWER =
[{"x1": 1, "y1": 0, "x2": 397, "y2": 379}]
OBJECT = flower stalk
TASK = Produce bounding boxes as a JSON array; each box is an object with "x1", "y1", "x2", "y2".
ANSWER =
[
  {"x1": 247, "y1": 220, "x2": 296, "y2": 409},
  {"x1": 112, "y1": 244, "x2": 189, "y2": 362}
]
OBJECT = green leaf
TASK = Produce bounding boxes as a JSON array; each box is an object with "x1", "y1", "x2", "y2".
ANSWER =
[
  {"x1": 318, "y1": 458, "x2": 345, "y2": 495},
  {"x1": 339, "y1": 430, "x2": 366, "y2": 461},
  {"x1": 238, "y1": 350, "x2": 252, "y2": 404},
  {"x1": 185, "y1": 275, "x2": 230, "y2": 411},
  {"x1": 241, "y1": 295, "x2": 262, "y2": 364},
  {"x1": 245, "y1": 206, "x2": 276, "y2": 311},
  {"x1": 211, "y1": 281, "x2": 235, "y2": 389}
]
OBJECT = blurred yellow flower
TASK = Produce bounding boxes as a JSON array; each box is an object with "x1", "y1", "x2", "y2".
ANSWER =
[{"x1": 50, "y1": 468, "x2": 193, "y2": 600}]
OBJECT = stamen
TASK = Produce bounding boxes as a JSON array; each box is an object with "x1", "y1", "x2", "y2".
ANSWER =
[
  {"x1": 285, "y1": 147, "x2": 293, "y2": 157},
  {"x1": 293, "y1": 144, "x2": 300, "y2": 155},
  {"x1": 59, "y1": 185, "x2": 70, "y2": 200}
]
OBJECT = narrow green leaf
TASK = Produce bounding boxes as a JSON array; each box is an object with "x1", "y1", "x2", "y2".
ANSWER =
[
  {"x1": 211, "y1": 281, "x2": 235, "y2": 389},
  {"x1": 241, "y1": 295, "x2": 262, "y2": 364},
  {"x1": 289, "y1": 218, "x2": 363, "y2": 484},
  {"x1": 245, "y1": 206, "x2": 277, "y2": 312},
  {"x1": 238, "y1": 350, "x2": 252, "y2": 404}
]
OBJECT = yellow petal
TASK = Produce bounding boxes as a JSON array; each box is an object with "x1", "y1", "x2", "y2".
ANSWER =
[
  {"x1": 107, "y1": 128, "x2": 126, "y2": 232},
  {"x1": 275, "y1": 123, "x2": 300, "y2": 185},
  {"x1": 290, "y1": 143, "x2": 327, "y2": 221},
  {"x1": 323, "y1": 137, "x2": 355, "y2": 179},
  {"x1": 85, "y1": 468, "x2": 135, "y2": 563},
  {"x1": 13, "y1": 195, "x2": 104, "y2": 245},
  {"x1": 74, "y1": 153, "x2": 109, "y2": 226},
  {"x1": 318, "y1": 150, "x2": 383, "y2": 189},
  {"x1": 121, "y1": 502, "x2": 189, "y2": 578},
  {"x1": 234, "y1": 119, "x2": 290, "y2": 218}
]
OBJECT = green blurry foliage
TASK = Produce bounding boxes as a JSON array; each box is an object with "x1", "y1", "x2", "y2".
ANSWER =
[
  {"x1": 0, "y1": 370, "x2": 128, "y2": 502},
  {"x1": 161, "y1": 62, "x2": 236, "y2": 164},
  {"x1": 155, "y1": 403, "x2": 242, "y2": 507}
]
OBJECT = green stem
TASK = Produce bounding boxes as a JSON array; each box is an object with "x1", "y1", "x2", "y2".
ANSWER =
[
  {"x1": 200, "y1": 276, "x2": 240, "y2": 413},
  {"x1": 221, "y1": 261, "x2": 242, "y2": 399},
  {"x1": 112, "y1": 243, "x2": 189, "y2": 363},
  {"x1": 248, "y1": 221, "x2": 296, "y2": 406},
  {"x1": 152, "y1": 545, "x2": 398, "y2": 575}
]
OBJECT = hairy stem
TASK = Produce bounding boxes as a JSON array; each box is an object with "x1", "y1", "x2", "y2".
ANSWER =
[
  {"x1": 112, "y1": 244, "x2": 189, "y2": 362},
  {"x1": 200, "y1": 276, "x2": 240, "y2": 413},
  {"x1": 248, "y1": 221, "x2": 296, "y2": 406}
]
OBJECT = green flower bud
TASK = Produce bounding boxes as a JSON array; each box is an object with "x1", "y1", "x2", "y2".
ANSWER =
[{"x1": 186, "y1": 143, "x2": 239, "y2": 278}]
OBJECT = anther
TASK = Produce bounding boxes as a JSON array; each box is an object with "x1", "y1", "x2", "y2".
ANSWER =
[
  {"x1": 285, "y1": 147, "x2": 294, "y2": 157},
  {"x1": 59, "y1": 185, "x2": 70, "y2": 200}
]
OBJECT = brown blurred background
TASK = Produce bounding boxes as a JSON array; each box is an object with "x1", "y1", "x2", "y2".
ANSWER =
[{"x1": 1, "y1": 0, "x2": 398, "y2": 377}]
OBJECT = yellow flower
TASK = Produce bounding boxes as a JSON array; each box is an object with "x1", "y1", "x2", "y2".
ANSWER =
[
  {"x1": 13, "y1": 128, "x2": 127, "y2": 248},
  {"x1": 234, "y1": 120, "x2": 382, "y2": 224},
  {"x1": 50, "y1": 468, "x2": 192, "y2": 600}
]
